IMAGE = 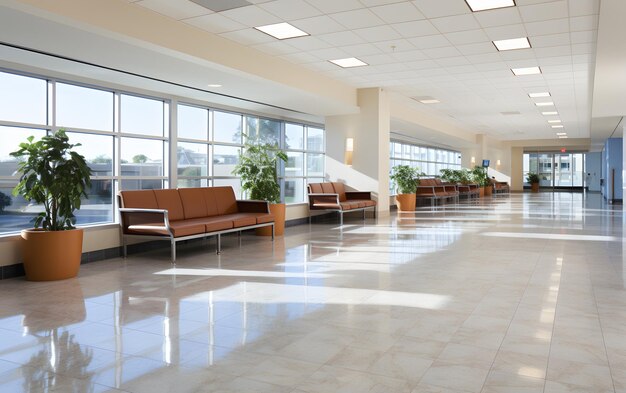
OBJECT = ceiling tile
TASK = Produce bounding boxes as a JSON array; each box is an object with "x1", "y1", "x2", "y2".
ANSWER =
[
  {"x1": 138, "y1": 0, "x2": 212, "y2": 20},
  {"x1": 354, "y1": 25, "x2": 402, "y2": 42},
  {"x1": 220, "y1": 5, "x2": 281, "y2": 27},
  {"x1": 456, "y1": 42, "x2": 497, "y2": 55},
  {"x1": 337, "y1": 43, "x2": 383, "y2": 56},
  {"x1": 530, "y1": 33, "x2": 570, "y2": 48},
  {"x1": 305, "y1": 47, "x2": 350, "y2": 60},
  {"x1": 318, "y1": 31, "x2": 365, "y2": 46},
  {"x1": 422, "y1": 46, "x2": 462, "y2": 59},
  {"x1": 431, "y1": 14, "x2": 481, "y2": 33},
  {"x1": 285, "y1": 36, "x2": 334, "y2": 51},
  {"x1": 291, "y1": 15, "x2": 346, "y2": 34},
  {"x1": 374, "y1": 39, "x2": 417, "y2": 54},
  {"x1": 519, "y1": 1, "x2": 568, "y2": 23},
  {"x1": 473, "y1": 7, "x2": 522, "y2": 28},
  {"x1": 571, "y1": 43, "x2": 595, "y2": 55},
  {"x1": 259, "y1": 0, "x2": 322, "y2": 20},
  {"x1": 278, "y1": 51, "x2": 319, "y2": 64},
  {"x1": 219, "y1": 28, "x2": 275, "y2": 45},
  {"x1": 483, "y1": 24, "x2": 528, "y2": 41},
  {"x1": 407, "y1": 34, "x2": 451, "y2": 49},
  {"x1": 252, "y1": 40, "x2": 299, "y2": 55},
  {"x1": 304, "y1": 0, "x2": 363, "y2": 14},
  {"x1": 370, "y1": 2, "x2": 425, "y2": 24},
  {"x1": 570, "y1": 15, "x2": 599, "y2": 32},
  {"x1": 445, "y1": 29, "x2": 489, "y2": 45},
  {"x1": 534, "y1": 45, "x2": 572, "y2": 58},
  {"x1": 570, "y1": 30, "x2": 596, "y2": 45},
  {"x1": 330, "y1": 9, "x2": 384, "y2": 30},
  {"x1": 465, "y1": 52, "x2": 502, "y2": 64},
  {"x1": 524, "y1": 18, "x2": 570, "y2": 36},
  {"x1": 568, "y1": 0, "x2": 599, "y2": 16},
  {"x1": 357, "y1": 53, "x2": 398, "y2": 66},
  {"x1": 411, "y1": 0, "x2": 470, "y2": 18},
  {"x1": 391, "y1": 20, "x2": 439, "y2": 38},
  {"x1": 403, "y1": 59, "x2": 439, "y2": 70},
  {"x1": 390, "y1": 49, "x2": 428, "y2": 61},
  {"x1": 435, "y1": 56, "x2": 470, "y2": 67},
  {"x1": 499, "y1": 49, "x2": 536, "y2": 61},
  {"x1": 184, "y1": 13, "x2": 246, "y2": 33}
]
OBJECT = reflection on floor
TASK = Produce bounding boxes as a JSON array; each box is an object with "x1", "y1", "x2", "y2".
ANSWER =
[{"x1": 0, "y1": 192, "x2": 624, "y2": 393}]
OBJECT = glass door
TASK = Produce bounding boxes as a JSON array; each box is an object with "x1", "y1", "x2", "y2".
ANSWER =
[{"x1": 538, "y1": 154, "x2": 552, "y2": 188}]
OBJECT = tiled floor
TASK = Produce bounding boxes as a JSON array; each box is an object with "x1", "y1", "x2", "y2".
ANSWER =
[{"x1": 0, "y1": 192, "x2": 624, "y2": 393}]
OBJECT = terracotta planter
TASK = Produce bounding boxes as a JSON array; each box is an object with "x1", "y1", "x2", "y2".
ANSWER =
[
  {"x1": 21, "y1": 228, "x2": 83, "y2": 281},
  {"x1": 478, "y1": 187, "x2": 485, "y2": 198},
  {"x1": 395, "y1": 193, "x2": 416, "y2": 212},
  {"x1": 484, "y1": 186, "x2": 493, "y2": 196},
  {"x1": 531, "y1": 182, "x2": 539, "y2": 192},
  {"x1": 256, "y1": 203, "x2": 285, "y2": 236}
]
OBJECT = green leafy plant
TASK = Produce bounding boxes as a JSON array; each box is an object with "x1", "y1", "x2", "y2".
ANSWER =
[
  {"x1": 390, "y1": 165, "x2": 422, "y2": 194},
  {"x1": 0, "y1": 191, "x2": 11, "y2": 213},
  {"x1": 470, "y1": 166, "x2": 490, "y2": 187},
  {"x1": 232, "y1": 135, "x2": 287, "y2": 204},
  {"x1": 526, "y1": 172, "x2": 540, "y2": 184},
  {"x1": 10, "y1": 130, "x2": 92, "y2": 231}
]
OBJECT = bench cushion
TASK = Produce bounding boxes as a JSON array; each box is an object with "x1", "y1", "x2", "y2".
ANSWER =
[
  {"x1": 179, "y1": 188, "x2": 208, "y2": 219},
  {"x1": 119, "y1": 190, "x2": 158, "y2": 209},
  {"x1": 213, "y1": 186, "x2": 238, "y2": 215},
  {"x1": 332, "y1": 182, "x2": 347, "y2": 202},
  {"x1": 309, "y1": 183, "x2": 323, "y2": 193},
  {"x1": 154, "y1": 189, "x2": 185, "y2": 221}
]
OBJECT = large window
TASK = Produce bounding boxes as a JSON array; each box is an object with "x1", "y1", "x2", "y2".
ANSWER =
[
  {"x1": 389, "y1": 141, "x2": 461, "y2": 193},
  {"x1": 0, "y1": 71, "x2": 168, "y2": 235},
  {"x1": 0, "y1": 69, "x2": 324, "y2": 235}
]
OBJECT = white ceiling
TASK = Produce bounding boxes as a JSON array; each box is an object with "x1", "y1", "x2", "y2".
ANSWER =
[{"x1": 131, "y1": 0, "x2": 599, "y2": 142}]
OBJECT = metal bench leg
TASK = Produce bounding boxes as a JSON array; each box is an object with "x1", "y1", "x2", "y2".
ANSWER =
[
  {"x1": 171, "y1": 239, "x2": 176, "y2": 265},
  {"x1": 340, "y1": 211, "x2": 343, "y2": 226},
  {"x1": 363, "y1": 209, "x2": 366, "y2": 221},
  {"x1": 216, "y1": 234, "x2": 221, "y2": 254},
  {"x1": 272, "y1": 223, "x2": 275, "y2": 240}
]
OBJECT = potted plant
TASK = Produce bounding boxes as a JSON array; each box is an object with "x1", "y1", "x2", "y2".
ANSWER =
[
  {"x1": 390, "y1": 165, "x2": 421, "y2": 211},
  {"x1": 232, "y1": 136, "x2": 287, "y2": 236},
  {"x1": 526, "y1": 172, "x2": 540, "y2": 192},
  {"x1": 11, "y1": 130, "x2": 92, "y2": 281},
  {"x1": 471, "y1": 166, "x2": 491, "y2": 197}
]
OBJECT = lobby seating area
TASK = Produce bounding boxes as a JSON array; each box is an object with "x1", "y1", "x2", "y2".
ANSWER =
[{"x1": 307, "y1": 182, "x2": 377, "y2": 225}]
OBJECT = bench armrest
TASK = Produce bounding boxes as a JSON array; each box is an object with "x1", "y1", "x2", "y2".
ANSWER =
[
  {"x1": 308, "y1": 193, "x2": 340, "y2": 206},
  {"x1": 118, "y1": 208, "x2": 171, "y2": 235},
  {"x1": 237, "y1": 200, "x2": 270, "y2": 213}
]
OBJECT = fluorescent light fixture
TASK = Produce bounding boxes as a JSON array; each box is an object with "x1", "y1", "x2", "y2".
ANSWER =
[
  {"x1": 207, "y1": 84, "x2": 222, "y2": 88},
  {"x1": 329, "y1": 57, "x2": 368, "y2": 68},
  {"x1": 548, "y1": 120, "x2": 561, "y2": 123},
  {"x1": 535, "y1": 102, "x2": 554, "y2": 107},
  {"x1": 542, "y1": 111, "x2": 558, "y2": 115},
  {"x1": 465, "y1": 0, "x2": 516, "y2": 12},
  {"x1": 529, "y1": 92, "x2": 550, "y2": 98},
  {"x1": 551, "y1": 125, "x2": 564, "y2": 128},
  {"x1": 556, "y1": 133, "x2": 567, "y2": 136},
  {"x1": 512, "y1": 66, "x2": 541, "y2": 76},
  {"x1": 558, "y1": 136, "x2": 568, "y2": 139},
  {"x1": 255, "y1": 22, "x2": 309, "y2": 40},
  {"x1": 419, "y1": 99, "x2": 441, "y2": 104},
  {"x1": 493, "y1": 37, "x2": 530, "y2": 51}
]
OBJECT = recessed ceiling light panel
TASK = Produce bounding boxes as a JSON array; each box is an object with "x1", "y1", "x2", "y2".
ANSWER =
[
  {"x1": 556, "y1": 133, "x2": 567, "y2": 136},
  {"x1": 255, "y1": 22, "x2": 309, "y2": 40},
  {"x1": 535, "y1": 102, "x2": 554, "y2": 107},
  {"x1": 529, "y1": 92, "x2": 550, "y2": 98},
  {"x1": 493, "y1": 37, "x2": 530, "y2": 51},
  {"x1": 465, "y1": 0, "x2": 515, "y2": 12},
  {"x1": 558, "y1": 136, "x2": 568, "y2": 139},
  {"x1": 542, "y1": 111, "x2": 558, "y2": 116},
  {"x1": 419, "y1": 99, "x2": 441, "y2": 104},
  {"x1": 548, "y1": 120, "x2": 562, "y2": 123},
  {"x1": 551, "y1": 125, "x2": 564, "y2": 128},
  {"x1": 207, "y1": 84, "x2": 222, "y2": 88},
  {"x1": 329, "y1": 57, "x2": 368, "y2": 68},
  {"x1": 512, "y1": 66, "x2": 541, "y2": 76}
]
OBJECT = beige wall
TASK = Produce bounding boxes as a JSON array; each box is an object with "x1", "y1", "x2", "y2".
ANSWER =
[{"x1": 510, "y1": 147, "x2": 525, "y2": 191}]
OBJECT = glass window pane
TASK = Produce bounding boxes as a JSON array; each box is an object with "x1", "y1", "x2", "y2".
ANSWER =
[
  {"x1": 246, "y1": 117, "x2": 280, "y2": 145},
  {"x1": 307, "y1": 153, "x2": 324, "y2": 177},
  {"x1": 213, "y1": 178, "x2": 241, "y2": 199},
  {"x1": 428, "y1": 148, "x2": 435, "y2": 162},
  {"x1": 0, "y1": 180, "x2": 40, "y2": 233},
  {"x1": 0, "y1": 126, "x2": 47, "y2": 176},
  {"x1": 213, "y1": 111, "x2": 242, "y2": 144},
  {"x1": 284, "y1": 178, "x2": 304, "y2": 204},
  {"x1": 286, "y1": 152, "x2": 304, "y2": 177},
  {"x1": 75, "y1": 180, "x2": 113, "y2": 225},
  {"x1": 285, "y1": 124, "x2": 304, "y2": 150},
  {"x1": 178, "y1": 178, "x2": 209, "y2": 188},
  {"x1": 120, "y1": 95, "x2": 164, "y2": 136},
  {"x1": 66, "y1": 132, "x2": 113, "y2": 176},
  {"x1": 120, "y1": 137, "x2": 163, "y2": 176},
  {"x1": 419, "y1": 147, "x2": 427, "y2": 161},
  {"x1": 120, "y1": 179, "x2": 163, "y2": 190},
  {"x1": 0, "y1": 72, "x2": 47, "y2": 125},
  {"x1": 213, "y1": 145, "x2": 240, "y2": 176},
  {"x1": 177, "y1": 142, "x2": 208, "y2": 177},
  {"x1": 178, "y1": 104, "x2": 208, "y2": 140},
  {"x1": 402, "y1": 144, "x2": 411, "y2": 159},
  {"x1": 307, "y1": 127, "x2": 324, "y2": 152},
  {"x1": 56, "y1": 83, "x2": 113, "y2": 131}
]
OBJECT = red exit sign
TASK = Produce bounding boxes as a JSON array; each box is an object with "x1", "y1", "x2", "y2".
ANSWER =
[{"x1": 560, "y1": 148, "x2": 566, "y2": 153}]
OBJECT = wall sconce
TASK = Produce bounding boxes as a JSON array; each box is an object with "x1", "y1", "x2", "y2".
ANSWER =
[
  {"x1": 496, "y1": 159, "x2": 501, "y2": 166},
  {"x1": 471, "y1": 156, "x2": 476, "y2": 165},
  {"x1": 345, "y1": 138, "x2": 354, "y2": 166}
]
